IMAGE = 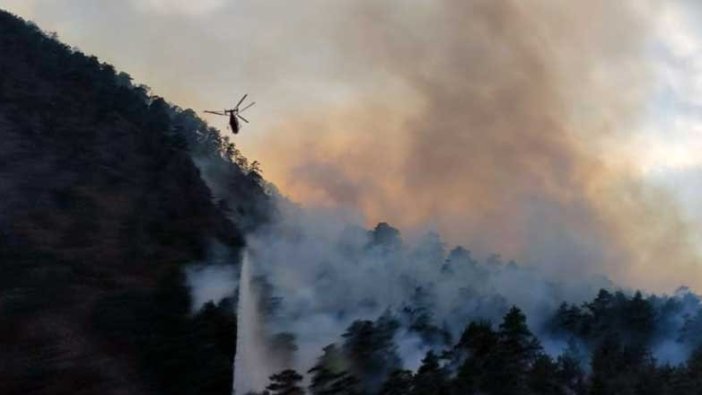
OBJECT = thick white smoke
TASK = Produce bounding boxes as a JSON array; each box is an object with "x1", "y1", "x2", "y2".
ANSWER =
[
  {"x1": 242, "y1": 197, "x2": 615, "y2": 376},
  {"x1": 185, "y1": 264, "x2": 238, "y2": 312},
  {"x1": 183, "y1": 194, "x2": 702, "y2": 393},
  {"x1": 185, "y1": 241, "x2": 240, "y2": 312}
]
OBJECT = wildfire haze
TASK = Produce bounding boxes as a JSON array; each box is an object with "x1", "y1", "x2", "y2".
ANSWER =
[
  {"x1": 4, "y1": 2, "x2": 702, "y2": 394},
  {"x1": 3, "y1": 0, "x2": 700, "y2": 291},
  {"x1": 259, "y1": 0, "x2": 702, "y2": 292}
]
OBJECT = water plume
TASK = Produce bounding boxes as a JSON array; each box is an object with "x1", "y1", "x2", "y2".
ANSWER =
[{"x1": 233, "y1": 253, "x2": 274, "y2": 394}]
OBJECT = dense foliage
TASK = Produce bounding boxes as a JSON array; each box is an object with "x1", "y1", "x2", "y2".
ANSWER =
[
  {"x1": 253, "y1": 293, "x2": 702, "y2": 395},
  {"x1": 4, "y1": 8, "x2": 702, "y2": 395},
  {"x1": 244, "y1": 222, "x2": 702, "y2": 394},
  {"x1": 0, "y1": 9, "x2": 269, "y2": 395}
]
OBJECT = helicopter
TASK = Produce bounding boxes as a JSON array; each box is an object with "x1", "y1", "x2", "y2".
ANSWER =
[{"x1": 204, "y1": 94, "x2": 255, "y2": 134}]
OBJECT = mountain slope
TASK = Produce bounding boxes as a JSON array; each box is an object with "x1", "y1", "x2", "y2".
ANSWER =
[{"x1": 0, "y1": 10, "x2": 269, "y2": 395}]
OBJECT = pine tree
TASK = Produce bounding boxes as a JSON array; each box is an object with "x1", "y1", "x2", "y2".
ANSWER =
[
  {"x1": 379, "y1": 370, "x2": 414, "y2": 395},
  {"x1": 589, "y1": 337, "x2": 657, "y2": 395},
  {"x1": 623, "y1": 291, "x2": 654, "y2": 345},
  {"x1": 342, "y1": 316, "x2": 400, "y2": 393},
  {"x1": 555, "y1": 340, "x2": 587, "y2": 395},
  {"x1": 308, "y1": 345, "x2": 359, "y2": 395},
  {"x1": 527, "y1": 354, "x2": 563, "y2": 395},
  {"x1": 484, "y1": 307, "x2": 542, "y2": 395},
  {"x1": 266, "y1": 369, "x2": 305, "y2": 395},
  {"x1": 453, "y1": 321, "x2": 498, "y2": 393},
  {"x1": 412, "y1": 351, "x2": 448, "y2": 395}
]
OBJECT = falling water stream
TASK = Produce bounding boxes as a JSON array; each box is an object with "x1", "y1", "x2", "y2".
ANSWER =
[{"x1": 233, "y1": 253, "x2": 271, "y2": 394}]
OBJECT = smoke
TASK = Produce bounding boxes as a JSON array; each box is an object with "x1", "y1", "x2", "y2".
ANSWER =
[
  {"x1": 229, "y1": 0, "x2": 702, "y2": 382},
  {"x1": 233, "y1": 199, "x2": 702, "y2": 383},
  {"x1": 184, "y1": 241, "x2": 240, "y2": 312},
  {"x1": 185, "y1": 264, "x2": 238, "y2": 312},
  {"x1": 255, "y1": 0, "x2": 702, "y2": 292},
  {"x1": 649, "y1": 287, "x2": 702, "y2": 364},
  {"x1": 1, "y1": 1, "x2": 701, "y2": 391},
  {"x1": 128, "y1": 0, "x2": 228, "y2": 16},
  {"x1": 5, "y1": 0, "x2": 701, "y2": 291},
  {"x1": 241, "y1": 197, "x2": 613, "y2": 378}
]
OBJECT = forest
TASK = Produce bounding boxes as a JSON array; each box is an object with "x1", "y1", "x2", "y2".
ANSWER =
[
  {"x1": 0, "y1": 9, "x2": 268, "y2": 394},
  {"x1": 249, "y1": 289, "x2": 702, "y2": 395},
  {"x1": 1, "y1": 7, "x2": 702, "y2": 395}
]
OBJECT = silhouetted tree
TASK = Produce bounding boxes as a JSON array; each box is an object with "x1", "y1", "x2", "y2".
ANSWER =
[
  {"x1": 486, "y1": 306, "x2": 542, "y2": 395},
  {"x1": 453, "y1": 321, "x2": 498, "y2": 393},
  {"x1": 267, "y1": 369, "x2": 305, "y2": 395},
  {"x1": 342, "y1": 316, "x2": 401, "y2": 393},
  {"x1": 411, "y1": 351, "x2": 448, "y2": 395},
  {"x1": 368, "y1": 222, "x2": 402, "y2": 252},
  {"x1": 589, "y1": 337, "x2": 656, "y2": 395},
  {"x1": 308, "y1": 344, "x2": 360, "y2": 395},
  {"x1": 555, "y1": 340, "x2": 587, "y2": 395},
  {"x1": 527, "y1": 354, "x2": 563, "y2": 395},
  {"x1": 379, "y1": 369, "x2": 414, "y2": 395}
]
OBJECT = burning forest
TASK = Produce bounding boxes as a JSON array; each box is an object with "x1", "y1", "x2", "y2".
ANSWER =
[{"x1": 1, "y1": 1, "x2": 702, "y2": 395}]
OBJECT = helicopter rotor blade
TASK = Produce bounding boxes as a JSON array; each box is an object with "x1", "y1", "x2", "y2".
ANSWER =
[
  {"x1": 204, "y1": 110, "x2": 226, "y2": 116},
  {"x1": 235, "y1": 94, "x2": 248, "y2": 109},
  {"x1": 239, "y1": 102, "x2": 256, "y2": 113},
  {"x1": 237, "y1": 114, "x2": 249, "y2": 123}
]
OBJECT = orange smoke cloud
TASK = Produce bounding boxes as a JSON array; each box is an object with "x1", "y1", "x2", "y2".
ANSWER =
[
  {"x1": 3, "y1": 1, "x2": 698, "y2": 291},
  {"x1": 254, "y1": 0, "x2": 702, "y2": 292}
]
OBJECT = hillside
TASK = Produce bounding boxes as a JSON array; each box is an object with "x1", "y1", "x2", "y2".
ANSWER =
[
  {"x1": 0, "y1": 10, "x2": 270, "y2": 395},
  {"x1": 7, "y1": 7, "x2": 702, "y2": 395}
]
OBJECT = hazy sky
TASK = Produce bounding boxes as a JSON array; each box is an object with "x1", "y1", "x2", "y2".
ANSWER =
[
  {"x1": 2, "y1": 0, "x2": 700, "y2": 176},
  {"x1": 2, "y1": 0, "x2": 702, "y2": 291}
]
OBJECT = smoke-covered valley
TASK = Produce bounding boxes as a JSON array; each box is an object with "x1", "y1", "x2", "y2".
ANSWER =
[
  {"x1": 6, "y1": 0, "x2": 702, "y2": 294},
  {"x1": 209, "y1": 194, "x2": 702, "y2": 394},
  {"x1": 2, "y1": 1, "x2": 702, "y2": 394},
  {"x1": 169, "y1": 1, "x2": 702, "y2": 392}
]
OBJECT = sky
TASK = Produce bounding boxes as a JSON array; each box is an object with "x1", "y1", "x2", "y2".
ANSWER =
[{"x1": 2, "y1": 0, "x2": 702, "y2": 292}]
